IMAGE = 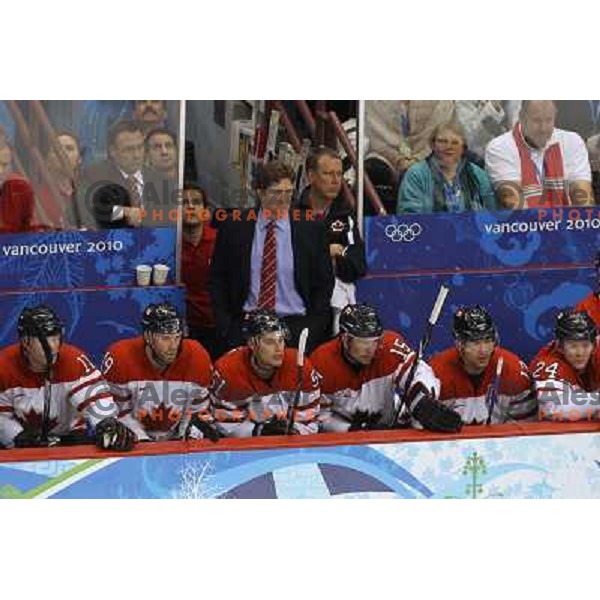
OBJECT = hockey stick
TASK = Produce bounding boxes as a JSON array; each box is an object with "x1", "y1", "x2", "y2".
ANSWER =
[
  {"x1": 485, "y1": 356, "x2": 504, "y2": 425},
  {"x1": 37, "y1": 332, "x2": 58, "y2": 446},
  {"x1": 286, "y1": 328, "x2": 309, "y2": 434},
  {"x1": 391, "y1": 284, "x2": 450, "y2": 425}
]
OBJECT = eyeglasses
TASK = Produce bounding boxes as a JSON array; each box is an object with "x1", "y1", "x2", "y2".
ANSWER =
[{"x1": 264, "y1": 189, "x2": 295, "y2": 201}]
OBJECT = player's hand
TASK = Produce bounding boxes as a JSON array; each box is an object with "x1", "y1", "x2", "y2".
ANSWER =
[
  {"x1": 123, "y1": 207, "x2": 143, "y2": 227},
  {"x1": 329, "y1": 244, "x2": 345, "y2": 259},
  {"x1": 95, "y1": 417, "x2": 136, "y2": 451}
]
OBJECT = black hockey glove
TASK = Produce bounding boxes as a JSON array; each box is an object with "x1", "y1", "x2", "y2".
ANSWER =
[
  {"x1": 13, "y1": 429, "x2": 46, "y2": 448},
  {"x1": 348, "y1": 410, "x2": 384, "y2": 431},
  {"x1": 185, "y1": 414, "x2": 222, "y2": 443},
  {"x1": 253, "y1": 417, "x2": 290, "y2": 437},
  {"x1": 406, "y1": 383, "x2": 463, "y2": 434},
  {"x1": 95, "y1": 417, "x2": 136, "y2": 451}
]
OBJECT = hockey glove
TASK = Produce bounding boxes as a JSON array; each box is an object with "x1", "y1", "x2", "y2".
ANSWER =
[
  {"x1": 185, "y1": 414, "x2": 222, "y2": 443},
  {"x1": 253, "y1": 417, "x2": 290, "y2": 437},
  {"x1": 348, "y1": 410, "x2": 384, "y2": 431},
  {"x1": 13, "y1": 429, "x2": 46, "y2": 448},
  {"x1": 95, "y1": 417, "x2": 136, "y2": 451},
  {"x1": 406, "y1": 382, "x2": 463, "y2": 434}
]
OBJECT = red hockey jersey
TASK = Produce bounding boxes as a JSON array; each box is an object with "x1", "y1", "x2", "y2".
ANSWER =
[
  {"x1": 102, "y1": 337, "x2": 212, "y2": 441},
  {"x1": 0, "y1": 342, "x2": 117, "y2": 447},
  {"x1": 429, "y1": 346, "x2": 534, "y2": 424},
  {"x1": 310, "y1": 331, "x2": 438, "y2": 432},
  {"x1": 575, "y1": 293, "x2": 600, "y2": 329},
  {"x1": 211, "y1": 346, "x2": 321, "y2": 437},
  {"x1": 530, "y1": 342, "x2": 600, "y2": 421}
]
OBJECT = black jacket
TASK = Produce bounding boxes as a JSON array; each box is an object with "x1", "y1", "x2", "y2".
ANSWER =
[
  {"x1": 209, "y1": 208, "x2": 334, "y2": 337},
  {"x1": 297, "y1": 187, "x2": 367, "y2": 284}
]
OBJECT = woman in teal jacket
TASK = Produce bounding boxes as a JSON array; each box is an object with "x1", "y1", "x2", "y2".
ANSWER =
[{"x1": 397, "y1": 121, "x2": 497, "y2": 214}]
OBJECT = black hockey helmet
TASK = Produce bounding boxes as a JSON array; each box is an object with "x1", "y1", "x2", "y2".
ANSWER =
[
  {"x1": 453, "y1": 305, "x2": 497, "y2": 342},
  {"x1": 242, "y1": 309, "x2": 289, "y2": 340},
  {"x1": 141, "y1": 302, "x2": 184, "y2": 335},
  {"x1": 339, "y1": 303, "x2": 384, "y2": 338},
  {"x1": 555, "y1": 309, "x2": 597, "y2": 343},
  {"x1": 18, "y1": 305, "x2": 64, "y2": 339}
]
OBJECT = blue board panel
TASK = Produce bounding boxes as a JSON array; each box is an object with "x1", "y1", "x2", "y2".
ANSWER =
[
  {"x1": 0, "y1": 227, "x2": 177, "y2": 292},
  {"x1": 358, "y1": 268, "x2": 593, "y2": 363},
  {"x1": 0, "y1": 285, "x2": 184, "y2": 364},
  {"x1": 365, "y1": 208, "x2": 600, "y2": 274}
]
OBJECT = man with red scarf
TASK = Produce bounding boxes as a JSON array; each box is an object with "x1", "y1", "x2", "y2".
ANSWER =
[{"x1": 485, "y1": 100, "x2": 592, "y2": 209}]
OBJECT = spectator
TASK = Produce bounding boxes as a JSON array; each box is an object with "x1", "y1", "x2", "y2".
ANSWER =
[
  {"x1": 485, "y1": 100, "x2": 593, "y2": 209},
  {"x1": 81, "y1": 119, "x2": 168, "y2": 229},
  {"x1": 365, "y1": 101, "x2": 455, "y2": 174},
  {"x1": 0, "y1": 142, "x2": 13, "y2": 184},
  {"x1": 455, "y1": 101, "x2": 517, "y2": 164},
  {"x1": 397, "y1": 121, "x2": 496, "y2": 213},
  {"x1": 297, "y1": 147, "x2": 366, "y2": 334},
  {"x1": 0, "y1": 175, "x2": 35, "y2": 233},
  {"x1": 133, "y1": 100, "x2": 167, "y2": 134},
  {"x1": 181, "y1": 182, "x2": 219, "y2": 359},
  {"x1": 209, "y1": 160, "x2": 334, "y2": 355},
  {"x1": 39, "y1": 131, "x2": 83, "y2": 229},
  {"x1": 587, "y1": 133, "x2": 600, "y2": 201},
  {"x1": 145, "y1": 127, "x2": 177, "y2": 182}
]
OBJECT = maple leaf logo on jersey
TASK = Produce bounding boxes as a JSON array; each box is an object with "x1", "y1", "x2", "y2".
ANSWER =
[
  {"x1": 139, "y1": 403, "x2": 181, "y2": 432},
  {"x1": 18, "y1": 408, "x2": 59, "y2": 435}
]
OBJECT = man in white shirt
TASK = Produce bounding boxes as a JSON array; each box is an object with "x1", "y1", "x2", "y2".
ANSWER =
[{"x1": 485, "y1": 100, "x2": 592, "y2": 209}]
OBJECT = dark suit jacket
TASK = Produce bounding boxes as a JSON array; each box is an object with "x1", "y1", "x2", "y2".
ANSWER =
[
  {"x1": 209, "y1": 209, "x2": 335, "y2": 345},
  {"x1": 80, "y1": 161, "x2": 174, "y2": 229},
  {"x1": 297, "y1": 187, "x2": 367, "y2": 284}
]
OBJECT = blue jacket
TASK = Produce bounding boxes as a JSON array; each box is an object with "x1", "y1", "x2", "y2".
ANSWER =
[{"x1": 397, "y1": 158, "x2": 496, "y2": 214}]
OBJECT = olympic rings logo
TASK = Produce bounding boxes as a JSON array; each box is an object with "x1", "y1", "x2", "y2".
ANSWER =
[{"x1": 384, "y1": 222, "x2": 423, "y2": 243}]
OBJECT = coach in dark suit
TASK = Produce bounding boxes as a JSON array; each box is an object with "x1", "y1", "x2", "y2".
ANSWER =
[
  {"x1": 209, "y1": 161, "x2": 335, "y2": 355},
  {"x1": 80, "y1": 119, "x2": 173, "y2": 229}
]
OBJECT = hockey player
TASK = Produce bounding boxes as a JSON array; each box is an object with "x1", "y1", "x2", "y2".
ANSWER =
[
  {"x1": 102, "y1": 302, "x2": 215, "y2": 441},
  {"x1": 0, "y1": 305, "x2": 135, "y2": 450},
  {"x1": 430, "y1": 306, "x2": 535, "y2": 424},
  {"x1": 530, "y1": 309, "x2": 600, "y2": 421},
  {"x1": 575, "y1": 252, "x2": 600, "y2": 327},
  {"x1": 309, "y1": 303, "x2": 462, "y2": 433},
  {"x1": 208, "y1": 309, "x2": 321, "y2": 438}
]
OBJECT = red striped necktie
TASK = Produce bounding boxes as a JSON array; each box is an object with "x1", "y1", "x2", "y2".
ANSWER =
[{"x1": 257, "y1": 220, "x2": 277, "y2": 310}]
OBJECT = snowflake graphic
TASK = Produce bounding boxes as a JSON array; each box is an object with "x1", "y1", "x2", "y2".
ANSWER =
[{"x1": 173, "y1": 460, "x2": 223, "y2": 499}]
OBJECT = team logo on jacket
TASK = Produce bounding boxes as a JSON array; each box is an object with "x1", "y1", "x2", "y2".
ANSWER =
[{"x1": 384, "y1": 222, "x2": 423, "y2": 243}]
